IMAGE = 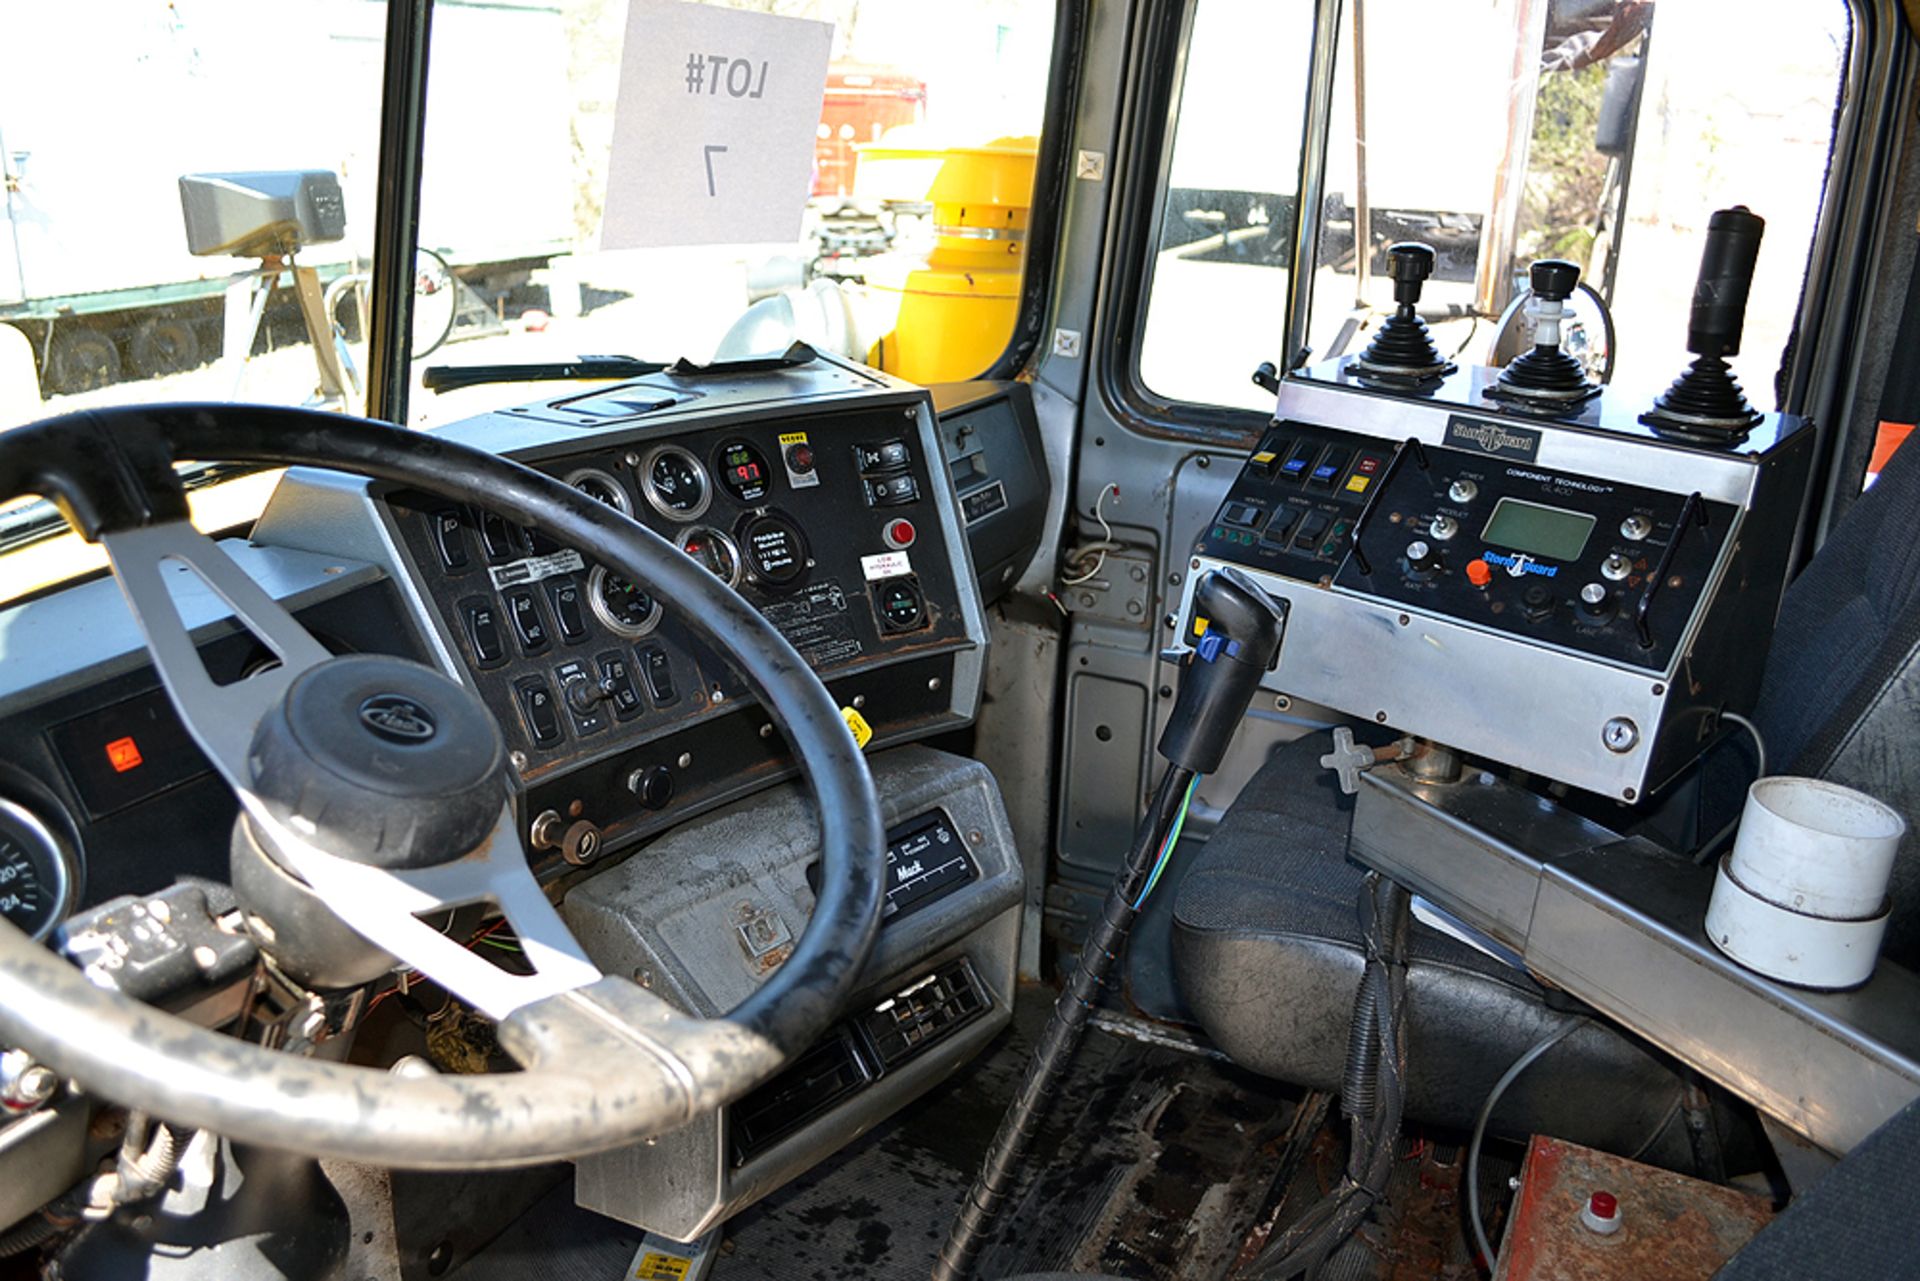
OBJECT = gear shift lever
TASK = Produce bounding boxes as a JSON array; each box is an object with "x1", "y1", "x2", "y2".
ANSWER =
[{"x1": 935, "y1": 569, "x2": 1285, "y2": 1281}]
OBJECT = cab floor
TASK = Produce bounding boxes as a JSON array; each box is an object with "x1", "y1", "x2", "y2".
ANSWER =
[{"x1": 457, "y1": 987, "x2": 1309, "y2": 1281}]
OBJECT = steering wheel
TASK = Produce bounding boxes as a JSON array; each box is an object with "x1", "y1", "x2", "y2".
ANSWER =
[{"x1": 0, "y1": 404, "x2": 886, "y2": 1168}]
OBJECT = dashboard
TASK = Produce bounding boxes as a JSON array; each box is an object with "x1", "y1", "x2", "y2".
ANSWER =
[
  {"x1": 0, "y1": 354, "x2": 1039, "y2": 1236},
  {"x1": 0, "y1": 357, "x2": 1023, "y2": 932}
]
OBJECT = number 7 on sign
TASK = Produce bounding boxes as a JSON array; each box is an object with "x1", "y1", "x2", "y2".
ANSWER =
[{"x1": 703, "y1": 145, "x2": 728, "y2": 197}]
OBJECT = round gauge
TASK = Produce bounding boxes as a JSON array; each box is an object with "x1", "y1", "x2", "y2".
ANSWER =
[
  {"x1": 565, "y1": 467, "x2": 633, "y2": 516},
  {"x1": 714, "y1": 440, "x2": 772, "y2": 504},
  {"x1": 0, "y1": 798, "x2": 75, "y2": 944},
  {"x1": 676, "y1": 525, "x2": 742, "y2": 588},
  {"x1": 587, "y1": 565, "x2": 663, "y2": 638},
  {"x1": 640, "y1": 445, "x2": 712, "y2": 522},
  {"x1": 741, "y1": 513, "x2": 808, "y2": 587}
]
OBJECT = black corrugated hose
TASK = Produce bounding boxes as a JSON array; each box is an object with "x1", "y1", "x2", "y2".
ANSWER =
[
  {"x1": 1249, "y1": 874, "x2": 1412, "y2": 1279},
  {"x1": 932, "y1": 764, "x2": 1198, "y2": 1281}
]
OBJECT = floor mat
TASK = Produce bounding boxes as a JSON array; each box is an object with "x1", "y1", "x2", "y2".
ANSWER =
[{"x1": 454, "y1": 987, "x2": 1304, "y2": 1281}]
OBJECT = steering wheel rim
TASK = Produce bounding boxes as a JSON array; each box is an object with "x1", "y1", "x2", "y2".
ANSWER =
[{"x1": 0, "y1": 403, "x2": 887, "y2": 1167}]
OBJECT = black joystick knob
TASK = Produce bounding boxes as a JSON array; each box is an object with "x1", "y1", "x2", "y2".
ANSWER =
[
  {"x1": 1529, "y1": 258, "x2": 1582, "y2": 303},
  {"x1": 1160, "y1": 569, "x2": 1287, "y2": 775},
  {"x1": 1689, "y1": 206, "x2": 1765, "y2": 359},
  {"x1": 1387, "y1": 242, "x2": 1436, "y2": 303},
  {"x1": 1486, "y1": 258, "x2": 1600, "y2": 412},
  {"x1": 1642, "y1": 206, "x2": 1767, "y2": 444},
  {"x1": 1353, "y1": 242, "x2": 1455, "y2": 385}
]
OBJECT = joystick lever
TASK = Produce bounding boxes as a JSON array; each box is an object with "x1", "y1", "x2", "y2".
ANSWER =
[
  {"x1": 1352, "y1": 242, "x2": 1455, "y2": 384},
  {"x1": 1486, "y1": 258, "x2": 1601, "y2": 412},
  {"x1": 1641, "y1": 206, "x2": 1767, "y2": 443}
]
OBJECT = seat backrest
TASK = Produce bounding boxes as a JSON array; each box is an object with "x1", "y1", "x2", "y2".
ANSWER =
[{"x1": 1747, "y1": 437, "x2": 1920, "y2": 968}]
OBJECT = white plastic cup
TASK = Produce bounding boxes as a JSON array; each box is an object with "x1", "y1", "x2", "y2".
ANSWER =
[
  {"x1": 1727, "y1": 777, "x2": 1904, "y2": 920},
  {"x1": 1706, "y1": 776, "x2": 1906, "y2": 989}
]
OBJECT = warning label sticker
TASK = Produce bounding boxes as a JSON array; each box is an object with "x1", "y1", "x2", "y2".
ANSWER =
[
  {"x1": 488, "y1": 548, "x2": 585, "y2": 590},
  {"x1": 762, "y1": 578, "x2": 864, "y2": 669}
]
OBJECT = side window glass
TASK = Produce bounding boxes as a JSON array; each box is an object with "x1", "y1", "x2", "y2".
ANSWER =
[
  {"x1": 1303, "y1": 1, "x2": 1850, "y2": 403},
  {"x1": 1137, "y1": 0, "x2": 1317, "y2": 412}
]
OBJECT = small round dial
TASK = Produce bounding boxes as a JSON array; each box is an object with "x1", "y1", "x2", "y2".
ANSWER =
[
  {"x1": 715, "y1": 440, "x2": 772, "y2": 504},
  {"x1": 741, "y1": 513, "x2": 807, "y2": 587},
  {"x1": 587, "y1": 565, "x2": 663, "y2": 637},
  {"x1": 676, "y1": 526, "x2": 742, "y2": 588},
  {"x1": 0, "y1": 799, "x2": 74, "y2": 944},
  {"x1": 641, "y1": 445, "x2": 711, "y2": 521},
  {"x1": 565, "y1": 467, "x2": 632, "y2": 516}
]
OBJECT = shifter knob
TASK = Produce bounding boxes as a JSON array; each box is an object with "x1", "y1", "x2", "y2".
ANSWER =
[
  {"x1": 1529, "y1": 258, "x2": 1582, "y2": 303},
  {"x1": 1386, "y1": 242, "x2": 1436, "y2": 307},
  {"x1": 1687, "y1": 206, "x2": 1765, "y2": 359}
]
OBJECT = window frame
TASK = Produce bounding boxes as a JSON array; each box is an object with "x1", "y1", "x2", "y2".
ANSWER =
[{"x1": 1096, "y1": 0, "x2": 1333, "y2": 447}]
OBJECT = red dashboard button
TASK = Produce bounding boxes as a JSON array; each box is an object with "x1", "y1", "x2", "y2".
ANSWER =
[
  {"x1": 884, "y1": 519, "x2": 916, "y2": 550},
  {"x1": 1465, "y1": 558, "x2": 1493, "y2": 587}
]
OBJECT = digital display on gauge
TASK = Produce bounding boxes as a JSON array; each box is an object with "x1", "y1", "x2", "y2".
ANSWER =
[
  {"x1": 1480, "y1": 498, "x2": 1597, "y2": 562},
  {"x1": 717, "y1": 440, "x2": 771, "y2": 503}
]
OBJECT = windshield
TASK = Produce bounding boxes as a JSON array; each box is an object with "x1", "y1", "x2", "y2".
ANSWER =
[
  {"x1": 410, "y1": 0, "x2": 1056, "y2": 429},
  {"x1": 0, "y1": 0, "x2": 1056, "y2": 595}
]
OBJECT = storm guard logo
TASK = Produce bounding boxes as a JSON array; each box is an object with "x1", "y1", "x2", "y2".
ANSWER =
[
  {"x1": 1444, "y1": 415, "x2": 1542, "y2": 462},
  {"x1": 1481, "y1": 551, "x2": 1559, "y2": 578}
]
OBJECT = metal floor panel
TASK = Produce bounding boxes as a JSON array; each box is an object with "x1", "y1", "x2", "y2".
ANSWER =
[{"x1": 453, "y1": 987, "x2": 1304, "y2": 1281}]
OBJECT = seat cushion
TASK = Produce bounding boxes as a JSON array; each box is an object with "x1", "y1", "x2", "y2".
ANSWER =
[{"x1": 1172, "y1": 733, "x2": 1690, "y2": 1155}]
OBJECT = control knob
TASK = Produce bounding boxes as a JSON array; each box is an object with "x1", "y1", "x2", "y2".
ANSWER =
[
  {"x1": 1429, "y1": 514, "x2": 1459, "y2": 541},
  {"x1": 1601, "y1": 552, "x2": 1632, "y2": 582},
  {"x1": 1578, "y1": 582, "x2": 1615, "y2": 621},
  {"x1": 1620, "y1": 514, "x2": 1652, "y2": 541},
  {"x1": 1448, "y1": 478, "x2": 1479, "y2": 504},
  {"x1": 1405, "y1": 539, "x2": 1441, "y2": 577}
]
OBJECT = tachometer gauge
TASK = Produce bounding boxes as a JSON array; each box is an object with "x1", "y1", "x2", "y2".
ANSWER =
[
  {"x1": 564, "y1": 467, "x2": 633, "y2": 516},
  {"x1": 641, "y1": 445, "x2": 712, "y2": 522},
  {"x1": 588, "y1": 565, "x2": 663, "y2": 637},
  {"x1": 0, "y1": 799, "x2": 75, "y2": 943},
  {"x1": 676, "y1": 526, "x2": 742, "y2": 588}
]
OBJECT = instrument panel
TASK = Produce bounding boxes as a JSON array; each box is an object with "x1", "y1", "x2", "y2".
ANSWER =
[{"x1": 324, "y1": 372, "x2": 985, "y2": 867}]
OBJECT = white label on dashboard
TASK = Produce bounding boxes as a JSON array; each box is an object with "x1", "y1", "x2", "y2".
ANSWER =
[
  {"x1": 860, "y1": 550, "x2": 912, "y2": 581},
  {"x1": 489, "y1": 549, "x2": 586, "y2": 589}
]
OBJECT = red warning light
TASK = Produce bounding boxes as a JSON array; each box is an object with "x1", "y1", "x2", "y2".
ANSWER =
[{"x1": 106, "y1": 736, "x2": 144, "y2": 773}]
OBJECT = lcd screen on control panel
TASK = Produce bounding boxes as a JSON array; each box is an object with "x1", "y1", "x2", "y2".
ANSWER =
[{"x1": 1480, "y1": 499, "x2": 1596, "y2": 562}]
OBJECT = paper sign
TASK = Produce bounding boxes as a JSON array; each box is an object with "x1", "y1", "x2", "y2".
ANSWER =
[{"x1": 602, "y1": 2, "x2": 833, "y2": 249}]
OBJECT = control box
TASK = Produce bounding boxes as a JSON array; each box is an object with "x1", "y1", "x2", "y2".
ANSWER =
[{"x1": 1174, "y1": 361, "x2": 1813, "y2": 799}]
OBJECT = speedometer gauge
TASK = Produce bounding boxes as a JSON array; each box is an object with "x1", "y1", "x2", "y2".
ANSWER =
[
  {"x1": 0, "y1": 798, "x2": 74, "y2": 943},
  {"x1": 640, "y1": 445, "x2": 712, "y2": 521}
]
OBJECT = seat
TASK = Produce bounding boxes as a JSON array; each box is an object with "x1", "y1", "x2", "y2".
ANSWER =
[
  {"x1": 1173, "y1": 437, "x2": 1920, "y2": 1158},
  {"x1": 1170, "y1": 733, "x2": 1693, "y2": 1158}
]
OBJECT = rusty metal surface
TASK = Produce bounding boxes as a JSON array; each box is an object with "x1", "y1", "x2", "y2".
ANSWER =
[{"x1": 1494, "y1": 1136, "x2": 1773, "y2": 1280}]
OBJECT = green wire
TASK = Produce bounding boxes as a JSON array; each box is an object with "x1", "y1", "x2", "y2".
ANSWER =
[{"x1": 1133, "y1": 775, "x2": 1199, "y2": 909}]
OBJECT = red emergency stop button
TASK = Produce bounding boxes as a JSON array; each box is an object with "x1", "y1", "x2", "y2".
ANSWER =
[
  {"x1": 884, "y1": 518, "x2": 916, "y2": 550},
  {"x1": 1465, "y1": 558, "x2": 1493, "y2": 588},
  {"x1": 1580, "y1": 1190, "x2": 1622, "y2": 1235}
]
